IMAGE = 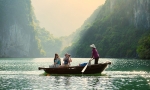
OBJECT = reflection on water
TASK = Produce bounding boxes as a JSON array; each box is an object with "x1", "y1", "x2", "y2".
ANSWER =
[
  {"x1": 0, "y1": 58, "x2": 150, "y2": 90},
  {"x1": 0, "y1": 74, "x2": 149, "y2": 90}
]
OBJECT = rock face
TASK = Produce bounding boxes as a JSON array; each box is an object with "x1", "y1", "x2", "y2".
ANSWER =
[
  {"x1": 62, "y1": 0, "x2": 150, "y2": 58},
  {"x1": 108, "y1": 0, "x2": 150, "y2": 29},
  {"x1": 0, "y1": 0, "x2": 40, "y2": 57},
  {"x1": 134, "y1": 0, "x2": 150, "y2": 29}
]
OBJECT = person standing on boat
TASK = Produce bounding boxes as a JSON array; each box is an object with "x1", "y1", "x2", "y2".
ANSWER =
[
  {"x1": 53, "y1": 53, "x2": 61, "y2": 67},
  {"x1": 90, "y1": 44, "x2": 100, "y2": 64}
]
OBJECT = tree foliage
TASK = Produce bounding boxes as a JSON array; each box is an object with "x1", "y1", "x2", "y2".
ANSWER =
[
  {"x1": 137, "y1": 33, "x2": 150, "y2": 59},
  {"x1": 62, "y1": 0, "x2": 150, "y2": 59}
]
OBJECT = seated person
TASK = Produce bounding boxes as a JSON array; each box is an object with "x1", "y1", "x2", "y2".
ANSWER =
[
  {"x1": 63, "y1": 53, "x2": 70, "y2": 67},
  {"x1": 53, "y1": 53, "x2": 61, "y2": 68},
  {"x1": 68, "y1": 54, "x2": 72, "y2": 65}
]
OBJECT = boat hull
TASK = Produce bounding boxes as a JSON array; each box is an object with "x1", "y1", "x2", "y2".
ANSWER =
[{"x1": 39, "y1": 62, "x2": 111, "y2": 74}]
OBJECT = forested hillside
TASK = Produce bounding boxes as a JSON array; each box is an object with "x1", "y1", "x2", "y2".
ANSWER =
[
  {"x1": 62, "y1": 0, "x2": 150, "y2": 59},
  {"x1": 60, "y1": 6, "x2": 102, "y2": 56},
  {"x1": 1, "y1": 0, "x2": 150, "y2": 58},
  {"x1": 33, "y1": 22, "x2": 62, "y2": 57}
]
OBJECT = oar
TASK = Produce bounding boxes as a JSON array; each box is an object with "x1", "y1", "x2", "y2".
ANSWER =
[{"x1": 81, "y1": 59, "x2": 93, "y2": 73}]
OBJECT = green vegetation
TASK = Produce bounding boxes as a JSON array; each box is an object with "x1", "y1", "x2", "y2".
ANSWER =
[
  {"x1": 0, "y1": 0, "x2": 63, "y2": 57},
  {"x1": 35, "y1": 26, "x2": 62, "y2": 57},
  {"x1": 0, "y1": 0, "x2": 43, "y2": 57},
  {"x1": 137, "y1": 33, "x2": 150, "y2": 59},
  {"x1": 1, "y1": 0, "x2": 150, "y2": 58},
  {"x1": 62, "y1": 0, "x2": 150, "y2": 59}
]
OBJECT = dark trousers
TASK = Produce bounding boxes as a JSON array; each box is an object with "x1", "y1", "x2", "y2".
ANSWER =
[{"x1": 94, "y1": 57, "x2": 99, "y2": 64}]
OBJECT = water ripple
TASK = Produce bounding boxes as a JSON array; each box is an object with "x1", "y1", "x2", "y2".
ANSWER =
[{"x1": 0, "y1": 58, "x2": 150, "y2": 90}]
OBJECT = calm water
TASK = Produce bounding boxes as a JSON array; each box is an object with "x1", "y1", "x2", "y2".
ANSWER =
[{"x1": 0, "y1": 58, "x2": 150, "y2": 90}]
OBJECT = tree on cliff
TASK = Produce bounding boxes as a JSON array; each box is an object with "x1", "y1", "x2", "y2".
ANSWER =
[{"x1": 137, "y1": 34, "x2": 150, "y2": 59}]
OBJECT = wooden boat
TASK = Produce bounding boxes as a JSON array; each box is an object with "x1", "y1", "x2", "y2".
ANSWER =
[{"x1": 38, "y1": 61, "x2": 111, "y2": 74}]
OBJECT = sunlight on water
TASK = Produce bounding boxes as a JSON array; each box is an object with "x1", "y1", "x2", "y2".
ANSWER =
[
  {"x1": 0, "y1": 71, "x2": 43, "y2": 75},
  {"x1": 0, "y1": 58, "x2": 150, "y2": 90}
]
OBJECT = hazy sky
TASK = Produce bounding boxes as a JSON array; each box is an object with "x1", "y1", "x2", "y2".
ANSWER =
[{"x1": 31, "y1": 0, "x2": 106, "y2": 37}]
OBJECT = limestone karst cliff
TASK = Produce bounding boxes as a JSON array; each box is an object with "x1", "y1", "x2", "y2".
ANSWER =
[
  {"x1": 62, "y1": 0, "x2": 150, "y2": 58},
  {"x1": 0, "y1": 0, "x2": 41, "y2": 57}
]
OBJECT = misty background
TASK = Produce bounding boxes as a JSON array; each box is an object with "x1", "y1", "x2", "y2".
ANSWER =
[
  {"x1": 0, "y1": 0, "x2": 150, "y2": 59},
  {"x1": 31, "y1": 0, "x2": 105, "y2": 37}
]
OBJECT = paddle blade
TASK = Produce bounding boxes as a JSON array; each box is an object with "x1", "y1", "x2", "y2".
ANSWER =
[{"x1": 81, "y1": 63, "x2": 88, "y2": 73}]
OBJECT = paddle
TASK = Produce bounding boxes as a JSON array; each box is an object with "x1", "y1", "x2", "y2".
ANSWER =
[{"x1": 81, "y1": 58, "x2": 93, "y2": 73}]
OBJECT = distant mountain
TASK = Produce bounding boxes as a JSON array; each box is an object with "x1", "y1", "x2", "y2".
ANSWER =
[
  {"x1": 60, "y1": 5, "x2": 103, "y2": 56},
  {"x1": 62, "y1": 0, "x2": 150, "y2": 59}
]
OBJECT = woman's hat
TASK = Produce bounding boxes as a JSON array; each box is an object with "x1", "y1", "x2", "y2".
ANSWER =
[{"x1": 90, "y1": 44, "x2": 96, "y2": 48}]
